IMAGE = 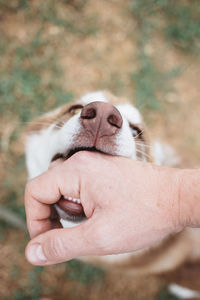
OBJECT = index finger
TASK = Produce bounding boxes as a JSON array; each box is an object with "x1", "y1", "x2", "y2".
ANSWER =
[{"x1": 25, "y1": 162, "x2": 80, "y2": 238}]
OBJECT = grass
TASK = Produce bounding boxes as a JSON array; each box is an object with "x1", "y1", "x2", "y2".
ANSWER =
[
  {"x1": 131, "y1": 0, "x2": 200, "y2": 52},
  {"x1": 0, "y1": 32, "x2": 73, "y2": 122},
  {"x1": 131, "y1": 51, "x2": 179, "y2": 110},
  {"x1": 0, "y1": 0, "x2": 97, "y2": 35},
  {"x1": 66, "y1": 260, "x2": 105, "y2": 285},
  {"x1": 154, "y1": 287, "x2": 180, "y2": 300},
  {"x1": 0, "y1": 0, "x2": 98, "y2": 121},
  {"x1": 130, "y1": 0, "x2": 200, "y2": 111},
  {"x1": 6, "y1": 267, "x2": 44, "y2": 300}
]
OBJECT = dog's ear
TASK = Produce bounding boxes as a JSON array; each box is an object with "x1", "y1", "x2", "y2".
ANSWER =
[{"x1": 25, "y1": 102, "x2": 73, "y2": 134}]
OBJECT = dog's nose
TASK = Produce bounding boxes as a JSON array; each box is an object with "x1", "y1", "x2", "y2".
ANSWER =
[{"x1": 80, "y1": 101, "x2": 123, "y2": 138}]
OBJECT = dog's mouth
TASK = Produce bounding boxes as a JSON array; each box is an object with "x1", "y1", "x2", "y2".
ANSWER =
[
  {"x1": 52, "y1": 146, "x2": 109, "y2": 223},
  {"x1": 52, "y1": 146, "x2": 107, "y2": 162},
  {"x1": 55, "y1": 196, "x2": 85, "y2": 223}
]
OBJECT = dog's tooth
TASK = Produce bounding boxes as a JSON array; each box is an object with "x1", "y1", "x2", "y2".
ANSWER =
[
  {"x1": 73, "y1": 198, "x2": 81, "y2": 203},
  {"x1": 63, "y1": 196, "x2": 80, "y2": 203}
]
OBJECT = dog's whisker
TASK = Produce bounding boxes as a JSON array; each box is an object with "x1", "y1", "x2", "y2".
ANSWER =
[
  {"x1": 136, "y1": 149, "x2": 152, "y2": 161},
  {"x1": 133, "y1": 129, "x2": 145, "y2": 139},
  {"x1": 135, "y1": 140, "x2": 151, "y2": 146},
  {"x1": 53, "y1": 124, "x2": 64, "y2": 129},
  {"x1": 135, "y1": 142, "x2": 153, "y2": 149},
  {"x1": 53, "y1": 120, "x2": 66, "y2": 129}
]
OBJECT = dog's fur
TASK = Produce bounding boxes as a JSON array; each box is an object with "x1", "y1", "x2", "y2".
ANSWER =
[{"x1": 25, "y1": 91, "x2": 200, "y2": 279}]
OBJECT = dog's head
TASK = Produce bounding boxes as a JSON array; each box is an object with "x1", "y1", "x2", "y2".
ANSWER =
[{"x1": 25, "y1": 91, "x2": 151, "y2": 224}]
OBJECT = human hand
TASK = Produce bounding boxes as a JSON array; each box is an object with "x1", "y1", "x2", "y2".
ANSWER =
[{"x1": 25, "y1": 151, "x2": 187, "y2": 266}]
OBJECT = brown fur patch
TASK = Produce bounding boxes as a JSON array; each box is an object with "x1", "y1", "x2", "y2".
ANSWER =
[{"x1": 25, "y1": 102, "x2": 76, "y2": 133}]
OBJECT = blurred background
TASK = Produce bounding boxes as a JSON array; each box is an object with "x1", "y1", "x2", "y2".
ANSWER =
[{"x1": 0, "y1": 0, "x2": 200, "y2": 299}]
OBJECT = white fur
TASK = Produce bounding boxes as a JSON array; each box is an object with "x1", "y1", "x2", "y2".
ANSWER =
[
  {"x1": 79, "y1": 91, "x2": 108, "y2": 105},
  {"x1": 115, "y1": 103, "x2": 142, "y2": 125},
  {"x1": 26, "y1": 113, "x2": 82, "y2": 178},
  {"x1": 152, "y1": 141, "x2": 180, "y2": 166},
  {"x1": 115, "y1": 117, "x2": 137, "y2": 160},
  {"x1": 26, "y1": 126, "x2": 59, "y2": 179},
  {"x1": 169, "y1": 284, "x2": 200, "y2": 299}
]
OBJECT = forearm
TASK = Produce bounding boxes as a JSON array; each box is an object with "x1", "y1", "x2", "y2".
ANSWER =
[{"x1": 179, "y1": 168, "x2": 200, "y2": 228}]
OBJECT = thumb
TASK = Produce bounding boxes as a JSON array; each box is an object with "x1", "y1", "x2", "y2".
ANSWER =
[{"x1": 25, "y1": 220, "x2": 97, "y2": 265}]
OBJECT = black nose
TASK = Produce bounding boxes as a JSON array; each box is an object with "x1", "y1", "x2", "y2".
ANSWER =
[{"x1": 80, "y1": 101, "x2": 123, "y2": 138}]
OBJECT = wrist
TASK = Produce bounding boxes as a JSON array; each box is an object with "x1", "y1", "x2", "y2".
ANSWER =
[
  {"x1": 178, "y1": 168, "x2": 200, "y2": 228},
  {"x1": 156, "y1": 166, "x2": 184, "y2": 234}
]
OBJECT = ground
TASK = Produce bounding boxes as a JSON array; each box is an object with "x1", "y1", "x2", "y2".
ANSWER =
[{"x1": 0, "y1": 0, "x2": 200, "y2": 299}]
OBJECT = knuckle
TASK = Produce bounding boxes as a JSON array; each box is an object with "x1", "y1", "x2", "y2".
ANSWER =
[
  {"x1": 71, "y1": 151, "x2": 94, "y2": 164},
  {"x1": 45, "y1": 234, "x2": 67, "y2": 260}
]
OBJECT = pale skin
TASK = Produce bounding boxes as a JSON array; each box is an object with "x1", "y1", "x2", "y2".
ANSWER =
[{"x1": 25, "y1": 151, "x2": 200, "y2": 266}]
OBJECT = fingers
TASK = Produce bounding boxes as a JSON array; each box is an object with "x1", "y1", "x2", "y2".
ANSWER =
[
  {"x1": 25, "y1": 152, "x2": 99, "y2": 239},
  {"x1": 25, "y1": 160, "x2": 81, "y2": 238},
  {"x1": 25, "y1": 219, "x2": 98, "y2": 265},
  {"x1": 25, "y1": 152, "x2": 107, "y2": 249}
]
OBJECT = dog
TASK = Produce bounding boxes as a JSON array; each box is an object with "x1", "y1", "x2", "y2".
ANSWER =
[{"x1": 25, "y1": 91, "x2": 200, "y2": 298}]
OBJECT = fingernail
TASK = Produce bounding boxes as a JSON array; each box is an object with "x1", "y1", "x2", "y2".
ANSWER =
[{"x1": 27, "y1": 244, "x2": 47, "y2": 264}]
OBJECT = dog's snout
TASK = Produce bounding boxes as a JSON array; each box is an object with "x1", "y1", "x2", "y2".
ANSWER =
[{"x1": 80, "y1": 101, "x2": 123, "y2": 138}]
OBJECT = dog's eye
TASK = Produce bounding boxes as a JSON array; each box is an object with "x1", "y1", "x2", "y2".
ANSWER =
[
  {"x1": 129, "y1": 124, "x2": 143, "y2": 138},
  {"x1": 68, "y1": 104, "x2": 83, "y2": 115}
]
